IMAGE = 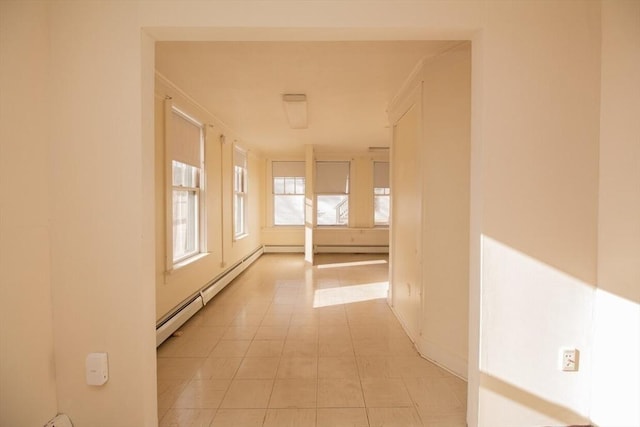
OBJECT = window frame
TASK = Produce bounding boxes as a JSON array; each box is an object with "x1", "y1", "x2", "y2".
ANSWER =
[
  {"x1": 315, "y1": 160, "x2": 350, "y2": 227},
  {"x1": 233, "y1": 145, "x2": 249, "y2": 240},
  {"x1": 272, "y1": 161, "x2": 306, "y2": 227},
  {"x1": 168, "y1": 106, "x2": 206, "y2": 268},
  {"x1": 373, "y1": 161, "x2": 390, "y2": 226}
]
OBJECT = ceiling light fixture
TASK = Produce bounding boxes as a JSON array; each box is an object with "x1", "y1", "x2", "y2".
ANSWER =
[
  {"x1": 368, "y1": 146, "x2": 390, "y2": 152},
  {"x1": 282, "y1": 94, "x2": 308, "y2": 129}
]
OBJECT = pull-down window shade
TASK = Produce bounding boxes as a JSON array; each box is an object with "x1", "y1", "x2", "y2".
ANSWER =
[
  {"x1": 316, "y1": 161, "x2": 350, "y2": 194},
  {"x1": 316, "y1": 161, "x2": 350, "y2": 226},
  {"x1": 171, "y1": 109, "x2": 202, "y2": 167},
  {"x1": 273, "y1": 161, "x2": 305, "y2": 179},
  {"x1": 373, "y1": 161, "x2": 390, "y2": 189}
]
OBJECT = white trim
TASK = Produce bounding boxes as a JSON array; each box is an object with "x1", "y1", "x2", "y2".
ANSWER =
[
  {"x1": 170, "y1": 252, "x2": 209, "y2": 272},
  {"x1": 314, "y1": 245, "x2": 389, "y2": 254},
  {"x1": 156, "y1": 296, "x2": 203, "y2": 347},
  {"x1": 264, "y1": 245, "x2": 305, "y2": 253},
  {"x1": 388, "y1": 303, "x2": 468, "y2": 381},
  {"x1": 417, "y1": 335, "x2": 469, "y2": 380}
]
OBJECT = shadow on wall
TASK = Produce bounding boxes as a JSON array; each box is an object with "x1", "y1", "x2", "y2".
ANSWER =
[
  {"x1": 479, "y1": 373, "x2": 591, "y2": 426},
  {"x1": 479, "y1": 236, "x2": 639, "y2": 426}
]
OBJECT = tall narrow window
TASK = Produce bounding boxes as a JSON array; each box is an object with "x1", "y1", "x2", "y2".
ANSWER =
[
  {"x1": 273, "y1": 161, "x2": 305, "y2": 226},
  {"x1": 170, "y1": 108, "x2": 204, "y2": 263},
  {"x1": 233, "y1": 146, "x2": 248, "y2": 238},
  {"x1": 316, "y1": 161, "x2": 350, "y2": 226},
  {"x1": 373, "y1": 161, "x2": 390, "y2": 226}
]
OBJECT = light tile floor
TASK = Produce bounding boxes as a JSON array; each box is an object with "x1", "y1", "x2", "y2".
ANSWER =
[{"x1": 157, "y1": 253, "x2": 467, "y2": 427}]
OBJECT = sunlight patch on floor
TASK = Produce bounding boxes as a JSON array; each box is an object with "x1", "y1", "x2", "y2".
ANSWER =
[
  {"x1": 312, "y1": 281, "x2": 389, "y2": 308},
  {"x1": 316, "y1": 259, "x2": 388, "y2": 269}
]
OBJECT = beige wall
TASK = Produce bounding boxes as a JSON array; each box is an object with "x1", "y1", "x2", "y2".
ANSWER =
[
  {"x1": 0, "y1": 2, "x2": 59, "y2": 425},
  {"x1": 592, "y1": 1, "x2": 640, "y2": 425},
  {"x1": 155, "y1": 75, "x2": 264, "y2": 320},
  {"x1": 388, "y1": 44, "x2": 471, "y2": 378},
  {"x1": 419, "y1": 45, "x2": 470, "y2": 378},
  {"x1": 46, "y1": 2, "x2": 158, "y2": 425},
  {"x1": 390, "y1": 100, "x2": 423, "y2": 339},
  {"x1": 2, "y1": 1, "x2": 637, "y2": 426},
  {"x1": 477, "y1": 2, "x2": 601, "y2": 425}
]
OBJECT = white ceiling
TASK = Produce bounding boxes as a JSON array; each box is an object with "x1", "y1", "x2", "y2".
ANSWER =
[{"x1": 156, "y1": 41, "x2": 458, "y2": 155}]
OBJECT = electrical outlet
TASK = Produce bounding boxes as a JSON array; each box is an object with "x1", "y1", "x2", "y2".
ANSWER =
[{"x1": 561, "y1": 348, "x2": 579, "y2": 372}]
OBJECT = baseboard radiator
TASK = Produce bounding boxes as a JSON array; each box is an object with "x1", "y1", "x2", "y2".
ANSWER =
[
  {"x1": 314, "y1": 245, "x2": 389, "y2": 254},
  {"x1": 156, "y1": 245, "x2": 264, "y2": 347},
  {"x1": 263, "y1": 245, "x2": 305, "y2": 253},
  {"x1": 263, "y1": 245, "x2": 389, "y2": 254}
]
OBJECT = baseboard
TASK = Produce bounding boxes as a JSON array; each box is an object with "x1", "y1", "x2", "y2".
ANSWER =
[
  {"x1": 156, "y1": 245, "x2": 263, "y2": 347},
  {"x1": 156, "y1": 296, "x2": 203, "y2": 347},
  {"x1": 314, "y1": 245, "x2": 389, "y2": 254},
  {"x1": 389, "y1": 303, "x2": 468, "y2": 381},
  {"x1": 263, "y1": 245, "x2": 304, "y2": 253},
  {"x1": 202, "y1": 246, "x2": 264, "y2": 304},
  {"x1": 416, "y1": 335, "x2": 468, "y2": 380}
]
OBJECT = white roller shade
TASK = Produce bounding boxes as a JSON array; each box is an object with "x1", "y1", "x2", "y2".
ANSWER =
[
  {"x1": 373, "y1": 161, "x2": 390, "y2": 188},
  {"x1": 171, "y1": 109, "x2": 202, "y2": 167},
  {"x1": 316, "y1": 161, "x2": 350, "y2": 194},
  {"x1": 234, "y1": 146, "x2": 247, "y2": 168},
  {"x1": 273, "y1": 161, "x2": 305, "y2": 178}
]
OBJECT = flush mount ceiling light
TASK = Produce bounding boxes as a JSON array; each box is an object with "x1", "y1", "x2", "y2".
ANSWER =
[
  {"x1": 368, "y1": 146, "x2": 390, "y2": 152},
  {"x1": 282, "y1": 94, "x2": 308, "y2": 129}
]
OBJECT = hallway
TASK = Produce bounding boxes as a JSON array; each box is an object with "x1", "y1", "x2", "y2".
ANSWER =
[{"x1": 157, "y1": 253, "x2": 467, "y2": 426}]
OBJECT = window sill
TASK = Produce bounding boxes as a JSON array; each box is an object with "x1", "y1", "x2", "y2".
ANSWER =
[
  {"x1": 234, "y1": 233, "x2": 249, "y2": 242},
  {"x1": 169, "y1": 252, "x2": 209, "y2": 273}
]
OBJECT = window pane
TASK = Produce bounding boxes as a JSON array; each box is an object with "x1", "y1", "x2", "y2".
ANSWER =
[
  {"x1": 317, "y1": 195, "x2": 348, "y2": 225},
  {"x1": 234, "y1": 148, "x2": 248, "y2": 238},
  {"x1": 374, "y1": 187, "x2": 390, "y2": 195},
  {"x1": 235, "y1": 165, "x2": 248, "y2": 193},
  {"x1": 234, "y1": 193, "x2": 246, "y2": 237},
  {"x1": 173, "y1": 189, "x2": 198, "y2": 261},
  {"x1": 274, "y1": 177, "x2": 305, "y2": 196},
  {"x1": 374, "y1": 194, "x2": 390, "y2": 225},
  {"x1": 274, "y1": 177, "x2": 285, "y2": 194},
  {"x1": 274, "y1": 195, "x2": 305, "y2": 225},
  {"x1": 173, "y1": 161, "x2": 199, "y2": 187},
  {"x1": 284, "y1": 177, "x2": 295, "y2": 194}
]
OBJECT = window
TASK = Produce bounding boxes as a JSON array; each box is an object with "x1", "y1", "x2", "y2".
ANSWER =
[
  {"x1": 316, "y1": 161, "x2": 350, "y2": 226},
  {"x1": 373, "y1": 161, "x2": 390, "y2": 226},
  {"x1": 170, "y1": 107, "x2": 204, "y2": 264},
  {"x1": 233, "y1": 146, "x2": 248, "y2": 238},
  {"x1": 273, "y1": 161, "x2": 305, "y2": 225}
]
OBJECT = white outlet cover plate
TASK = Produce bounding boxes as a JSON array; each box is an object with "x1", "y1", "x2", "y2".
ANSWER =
[
  {"x1": 561, "y1": 348, "x2": 579, "y2": 372},
  {"x1": 86, "y1": 352, "x2": 109, "y2": 385}
]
